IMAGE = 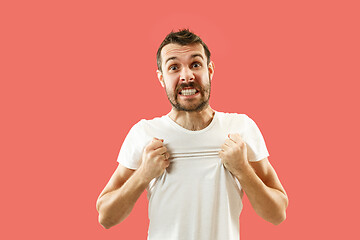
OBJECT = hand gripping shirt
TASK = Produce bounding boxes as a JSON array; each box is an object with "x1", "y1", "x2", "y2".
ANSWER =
[{"x1": 117, "y1": 111, "x2": 269, "y2": 240}]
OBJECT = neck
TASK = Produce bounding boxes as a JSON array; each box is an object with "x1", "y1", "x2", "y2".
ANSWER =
[{"x1": 167, "y1": 106, "x2": 215, "y2": 131}]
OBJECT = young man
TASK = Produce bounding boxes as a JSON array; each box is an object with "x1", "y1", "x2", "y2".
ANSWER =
[{"x1": 96, "y1": 29, "x2": 288, "y2": 240}]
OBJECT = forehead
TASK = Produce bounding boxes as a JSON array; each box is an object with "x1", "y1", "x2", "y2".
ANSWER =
[{"x1": 161, "y1": 43, "x2": 205, "y2": 63}]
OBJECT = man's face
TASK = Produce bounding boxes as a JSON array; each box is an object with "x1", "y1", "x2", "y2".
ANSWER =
[{"x1": 157, "y1": 43, "x2": 214, "y2": 112}]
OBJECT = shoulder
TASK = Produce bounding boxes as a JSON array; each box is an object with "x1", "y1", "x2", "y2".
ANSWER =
[
  {"x1": 120, "y1": 115, "x2": 167, "y2": 150},
  {"x1": 215, "y1": 111, "x2": 261, "y2": 134},
  {"x1": 216, "y1": 111, "x2": 251, "y2": 124},
  {"x1": 127, "y1": 115, "x2": 169, "y2": 137},
  {"x1": 137, "y1": 115, "x2": 168, "y2": 129}
]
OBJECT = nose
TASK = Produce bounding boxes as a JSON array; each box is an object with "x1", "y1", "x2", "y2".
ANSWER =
[{"x1": 180, "y1": 67, "x2": 194, "y2": 82}]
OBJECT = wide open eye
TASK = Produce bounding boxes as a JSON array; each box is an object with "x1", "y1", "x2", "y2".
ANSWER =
[
  {"x1": 192, "y1": 62, "x2": 202, "y2": 68},
  {"x1": 169, "y1": 65, "x2": 179, "y2": 71}
]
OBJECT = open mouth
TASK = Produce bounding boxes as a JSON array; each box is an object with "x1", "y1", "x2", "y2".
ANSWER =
[{"x1": 179, "y1": 88, "x2": 199, "y2": 96}]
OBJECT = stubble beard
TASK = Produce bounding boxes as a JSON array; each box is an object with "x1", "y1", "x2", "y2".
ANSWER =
[{"x1": 164, "y1": 79, "x2": 211, "y2": 112}]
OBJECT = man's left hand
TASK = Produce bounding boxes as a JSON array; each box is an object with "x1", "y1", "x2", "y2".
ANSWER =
[{"x1": 219, "y1": 133, "x2": 248, "y2": 175}]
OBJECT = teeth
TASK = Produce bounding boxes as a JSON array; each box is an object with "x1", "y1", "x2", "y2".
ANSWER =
[{"x1": 180, "y1": 89, "x2": 197, "y2": 96}]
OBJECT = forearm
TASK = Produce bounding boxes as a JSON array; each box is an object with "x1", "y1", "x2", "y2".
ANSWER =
[
  {"x1": 97, "y1": 169, "x2": 149, "y2": 229},
  {"x1": 235, "y1": 163, "x2": 288, "y2": 225}
]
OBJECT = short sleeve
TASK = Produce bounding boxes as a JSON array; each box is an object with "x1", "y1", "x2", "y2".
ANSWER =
[
  {"x1": 243, "y1": 115, "x2": 269, "y2": 162},
  {"x1": 116, "y1": 120, "x2": 148, "y2": 170}
]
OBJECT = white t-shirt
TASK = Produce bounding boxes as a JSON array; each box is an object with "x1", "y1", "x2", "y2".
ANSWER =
[{"x1": 117, "y1": 111, "x2": 269, "y2": 240}]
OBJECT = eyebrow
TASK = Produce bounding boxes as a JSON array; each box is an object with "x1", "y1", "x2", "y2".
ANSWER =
[{"x1": 164, "y1": 54, "x2": 204, "y2": 65}]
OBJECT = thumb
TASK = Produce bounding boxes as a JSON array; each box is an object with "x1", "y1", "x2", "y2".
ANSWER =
[
  {"x1": 153, "y1": 137, "x2": 164, "y2": 142},
  {"x1": 228, "y1": 133, "x2": 235, "y2": 141},
  {"x1": 228, "y1": 133, "x2": 242, "y2": 142}
]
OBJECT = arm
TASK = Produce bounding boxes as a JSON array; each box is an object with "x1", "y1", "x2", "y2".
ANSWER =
[
  {"x1": 96, "y1": 138, "x2": 170, "y2": 229},
  {"x1": 219, "y1": 134, "x2": 288, "y2": 225},
  {"x1": 96, "y1": 164, "x2": 145, "y2": 229},
  {"x1": 237, "y1": 158, "x2": 288, "y2": 225}
]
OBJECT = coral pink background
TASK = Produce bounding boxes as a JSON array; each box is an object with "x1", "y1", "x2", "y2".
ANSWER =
[{"x1": 1, "y1": 0, "x2": 359, "y2": 239}]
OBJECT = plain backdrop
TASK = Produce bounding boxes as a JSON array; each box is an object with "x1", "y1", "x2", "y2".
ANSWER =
[{"x1": 1, "y1": 0, "x2": 359, "y2": 239}]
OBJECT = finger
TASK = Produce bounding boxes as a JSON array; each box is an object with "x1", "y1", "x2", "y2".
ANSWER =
[
  {"x1": 153, "y1": 137, "x2": 164, "y2": 143},
  {"x1": 219, "y1": 150, "x2": 227, "y2": 159},
  {"x1": 153, "y1": 146, "x2": 168, "y2": 156},
  {"x1": 224, "y1": 138, "x2": 237, "y2": 148},
  {"x1": 147, "y1": 138, "x2": 164, "y2": 150},
  {"x1": 164, "y1": 159, "x2": 170, "y2": 168},
  {"x1": 228, "y1": 133, "x2": 242, "y2": 143},
  {"x1": 218, "y1": 150, "x2": 224, "y2": 158},
  {"x1": 221, "y1": 143, "x2": 231, "y2": 151},
  {"x1": 156, "y1": 151, "x2": 170, "y2": 161}
]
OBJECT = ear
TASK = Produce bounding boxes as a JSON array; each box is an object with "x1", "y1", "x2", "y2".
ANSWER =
[
  {"x1": 208, "y1": 61, "x2": 215, "y2": 80},
  {"x1": 157, "y1": 70, "x2": 165, "y2": 88}
]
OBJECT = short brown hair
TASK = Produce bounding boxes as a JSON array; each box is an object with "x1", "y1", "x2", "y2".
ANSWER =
[{"x1": 156, "y1": 29, "x2": 211, "y2": 72}]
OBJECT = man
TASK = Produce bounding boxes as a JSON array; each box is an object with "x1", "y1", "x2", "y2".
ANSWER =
[{"x1": 96, "y1": 29, "x2": 288, "y2": 240}]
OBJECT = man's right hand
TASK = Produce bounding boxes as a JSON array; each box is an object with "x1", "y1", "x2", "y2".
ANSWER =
[
  {"x1": 97, "y1": 137, "x2": 170, "y2": 229},
  {"x1": 138, "y1": 138, "x2": 170, "y2": 182}
]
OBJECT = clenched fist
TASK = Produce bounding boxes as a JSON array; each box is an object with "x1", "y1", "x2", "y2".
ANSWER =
[
  {"x1": 219, "y1": 133, "x2": 248, "y2": 176},
  {"x1": 138, "y1": 138, "x2": 170, "y2": 182}
]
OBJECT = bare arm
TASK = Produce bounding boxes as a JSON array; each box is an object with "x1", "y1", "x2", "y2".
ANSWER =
[
  {"x1": 219, "y1": 134, "x2": 288, "y2": 225},
  {"x1": 96, "y1": 164, "x2": 147, "y2": 229},
  {"x1": 96, "y1": 138, "x2": 170, "y2": 229},
  {"x1": 236, "y1": 158, "x2": 288, "y2": 225}
]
